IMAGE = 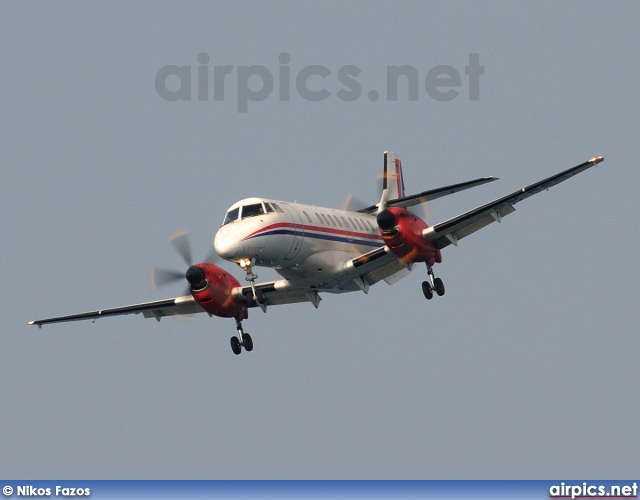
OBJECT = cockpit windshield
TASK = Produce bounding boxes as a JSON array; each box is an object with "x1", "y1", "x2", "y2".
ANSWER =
[
  {"x1": 223, "y1": 201, "x2": 276, "y2": 226},
  {"x1": 241, "y1": 203, "x2": 265, "y2": 218},
  {"x1": 222, "y1": 207, "x2": 240, "y2": 226}
]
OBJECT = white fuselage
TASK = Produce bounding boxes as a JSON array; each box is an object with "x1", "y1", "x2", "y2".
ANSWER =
[{"x1": 214, "y1": 197, "x2": 384, "y2": 292}]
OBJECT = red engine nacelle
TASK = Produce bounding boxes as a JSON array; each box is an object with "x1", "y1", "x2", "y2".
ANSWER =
[
  {"x1": 377, "y1": 208, "x2": 442, "y2": 266},
  {"x1": 186, "y1": 263, "x2": 248, "y2": 320}
]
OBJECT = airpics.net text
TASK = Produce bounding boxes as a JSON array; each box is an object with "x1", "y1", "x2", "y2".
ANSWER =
[{"x1": 155, "y1": 53, "x2": 484, "y2": 112}]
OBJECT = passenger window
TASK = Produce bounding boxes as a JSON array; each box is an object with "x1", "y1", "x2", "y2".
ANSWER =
[
  {"x1": 303, "y1": 211, "x2": 312, "y2": 223},
  {"x1": 316, "y1": 213, "x2": 323, "y2": 224},
  {"x1": 321, "y1": 214, "x2": 331, "y2": 225},
  {"x1": 355, "y1": 218, "x2": 364, "y2": 230},
  {"x1": 340, "y1": 216, "x2": 348, "y2": 228},
  {"x1": 223, "y1": 207, "x2": 240, "y2": 226},
  {"x1": 333, "y1": 215, "x2": 342, "y2": 227}
]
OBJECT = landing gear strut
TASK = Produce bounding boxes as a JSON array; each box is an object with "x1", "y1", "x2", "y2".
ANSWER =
[
  {"x1": 239, "y1": 257, "x2": 267, "y2": 312},
  {"x1": 230, "y1": 317, "x2": 253, "y2": 355},
  {"x1": 422, "y1": 264, "x2": 445, "y2": 300},
  {"x1": 239, "y1": 258, "x2": 259, "y2": 300}
]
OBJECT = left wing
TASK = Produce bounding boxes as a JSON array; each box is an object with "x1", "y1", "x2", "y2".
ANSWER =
[
  {"x1": 28, "y1": 295, "x2": 204, "y2": 327},
  {"x1": 423, "y1": 156, "x2": 604, "y2": 249},
  {"x1": 30, "y1": 249, "x2": 407, "y2": 323}
]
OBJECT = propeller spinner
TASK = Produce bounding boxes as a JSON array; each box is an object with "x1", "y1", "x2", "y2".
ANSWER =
[{"x1": 149, "y1": 229, "x2": 218, "y2": 291}]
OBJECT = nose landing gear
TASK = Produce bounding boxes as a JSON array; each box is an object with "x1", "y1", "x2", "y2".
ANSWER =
[{"x1": 239, "y1": 257, "x2": 267, "y2": 312}]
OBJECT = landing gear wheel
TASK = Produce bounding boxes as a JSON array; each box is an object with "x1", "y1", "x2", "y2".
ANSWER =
[
  {"x1": 243, "y1": 333, "x2": 253, "y2": 352},
  {"x1": 434, "y1": 277, "x2": 445, "y2": 296},
  {"x1": 422, "y1": 281, "x2": 433, "y2": 300},
  {"x1": 230, "y1": 336, "x2": 242, "y2": 355}
]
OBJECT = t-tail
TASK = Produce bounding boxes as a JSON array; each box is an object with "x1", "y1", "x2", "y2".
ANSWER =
[{"x1": 379, "y1": 151, "x2": 405, "y2": 209}]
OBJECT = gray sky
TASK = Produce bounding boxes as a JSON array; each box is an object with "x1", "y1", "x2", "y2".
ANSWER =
[{"x1": 2, "y1": 1, "x2": 639, "y2": 479}]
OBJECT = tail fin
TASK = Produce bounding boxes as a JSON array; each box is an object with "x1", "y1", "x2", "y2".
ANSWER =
[{"x1": 379, "y1": 150, "x2": 405, "y2": 209}]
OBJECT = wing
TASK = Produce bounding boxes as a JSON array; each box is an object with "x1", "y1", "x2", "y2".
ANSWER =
[
  {"x1": 29, "y1": 249, "x2": 406, "y2": 323},
  {"x1": 28, "y1": 295, "x2": 205, "y2": 327},
  {"x1": 358, "y1": 176, "x2": 499, "y2": 214},
  {"x1": 423, "y1": 156, "x2": 604, "y2": 249}
]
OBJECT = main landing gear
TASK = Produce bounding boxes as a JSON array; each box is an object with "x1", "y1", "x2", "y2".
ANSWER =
[
  {"x1": 422, "y1": 264, "x2": 445, "y2": 300},
  {"x1": 230, "y1": 317, "x2": 253, "y2": 355}
]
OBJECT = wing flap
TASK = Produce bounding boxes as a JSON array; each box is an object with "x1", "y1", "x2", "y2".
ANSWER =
[{"x1": 234, "y1": 281, "x2": 313, "y2": 308}]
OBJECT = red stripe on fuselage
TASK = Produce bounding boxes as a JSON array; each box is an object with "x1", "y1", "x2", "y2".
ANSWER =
[{"x1": 243, "y1": 222, "x2": 382, "y2": 242}]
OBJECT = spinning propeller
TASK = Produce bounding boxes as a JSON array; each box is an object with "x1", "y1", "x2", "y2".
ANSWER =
[
  {"x1": 340, "y1": 192, "x2": 368, "y2": 213},
  {"x1": 149, "y1": 229, "x2": 219, "y2": 291},
  {"x1": 408, "y1": 196, "x2": 431, "y2": 221}
]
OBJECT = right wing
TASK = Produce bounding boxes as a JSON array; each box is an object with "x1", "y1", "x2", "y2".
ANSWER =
[{"x1": 423, "y1": 156, "x2": 604, "y2": 249}]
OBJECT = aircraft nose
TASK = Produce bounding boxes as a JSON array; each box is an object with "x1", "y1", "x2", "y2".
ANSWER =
[{"x1": 214, "y1": 231, "x2": 239, "y2": 259}]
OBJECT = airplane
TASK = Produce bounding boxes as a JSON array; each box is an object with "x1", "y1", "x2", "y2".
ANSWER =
[{"x1": 28, "y1": 151, "x2": 605, "y2": 355}]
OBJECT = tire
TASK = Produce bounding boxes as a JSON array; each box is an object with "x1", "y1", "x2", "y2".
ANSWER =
[
  {"x1": 422, "y1": 281, "x2": 433, "y2": 300},
  {"x1": 243, "y1": 333, "x2": 253, "y2": 352},
  {"x1": 434, "y1": 278, "x2": 445, "y2": 296},
  {"x1": 230, "y1": 336, "x2": 242, "y2": 355}
]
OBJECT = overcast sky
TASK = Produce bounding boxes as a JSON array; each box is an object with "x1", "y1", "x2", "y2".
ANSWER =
[{"x1": 2, "y1": 1, "x2": 639, "y2": 479}]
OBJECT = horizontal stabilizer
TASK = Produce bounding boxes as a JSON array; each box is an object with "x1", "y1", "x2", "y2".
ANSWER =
[
  {"x1": 387, "y1": 176, "x2": 499, "y2": 209},
  {"x1": 359, "y1": 176, "x2": 498, "y2": 214}
]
